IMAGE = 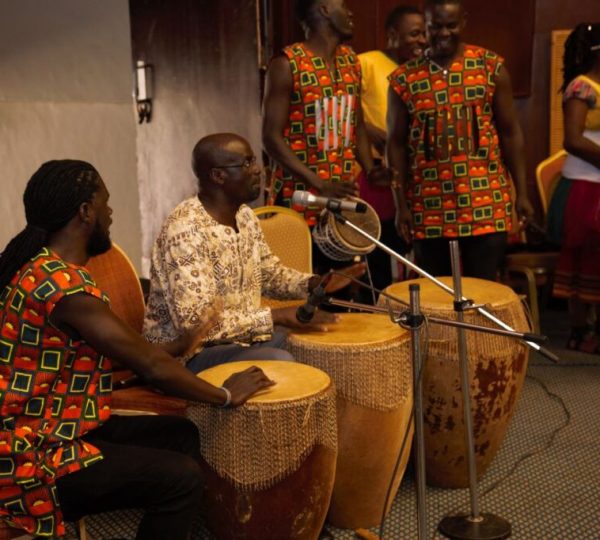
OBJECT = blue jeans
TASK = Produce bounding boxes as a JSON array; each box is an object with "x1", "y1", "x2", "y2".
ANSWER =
[{"x1": 186, "y1": 330, "x2": 293, "y2": 374}]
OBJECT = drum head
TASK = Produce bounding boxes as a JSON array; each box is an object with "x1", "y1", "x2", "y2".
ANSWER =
[
  {"x1": 331, "y1": 199, "x2": 381, "y2": 251},
  {"x1": 197, "y1": 360, "x2": 331, "y2": 403},
  {"x1": 289, "y1": 313, "x2": 406, "y2": 346},
  {"x1": 385, "y1": 277, "x2": 519, "y2": 310}
]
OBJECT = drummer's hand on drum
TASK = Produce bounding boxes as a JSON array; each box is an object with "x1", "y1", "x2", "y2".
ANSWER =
[
  {"x1": 319, "y1": 262, "x2": 367, "y2": 293},
  {"x1": 272, "y1": 306, "x2": 339, "y2": 332},
  {"x1": 317, "y1": 178, "x2": 359, "y2": 199},
  {"x1": 222, "y1": 366, "x2": 275, "y2": 407}
]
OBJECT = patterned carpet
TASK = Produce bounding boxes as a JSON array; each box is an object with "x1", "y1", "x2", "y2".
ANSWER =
[{"x1": 77, "y1": 306, "x2": 600, "y2": 539}]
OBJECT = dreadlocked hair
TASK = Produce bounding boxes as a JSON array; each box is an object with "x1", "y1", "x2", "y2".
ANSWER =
[
  {"x1": 562, "y1": 22, "x2": 600, "y2": 92},
  {"x1": 0, "y1": 160, "x2": 100, "y2": 291}
]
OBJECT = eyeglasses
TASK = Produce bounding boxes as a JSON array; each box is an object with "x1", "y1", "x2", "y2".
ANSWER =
[{"x1": 213, "y1": 156, "x2": 258, "y2": 170}]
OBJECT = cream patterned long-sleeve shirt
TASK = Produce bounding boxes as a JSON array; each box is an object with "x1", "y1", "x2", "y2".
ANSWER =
[{"x1": 143, "y1": 197, "x2": 313, "y2": 345}]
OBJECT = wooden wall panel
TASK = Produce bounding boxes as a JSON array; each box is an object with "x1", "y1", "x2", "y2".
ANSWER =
[
  {"x1": 129, "y1": 0, "x2": 261, "y2": 272},
  {"x1": 269, "y1": 0, "x2": 534, "y2": 96}
]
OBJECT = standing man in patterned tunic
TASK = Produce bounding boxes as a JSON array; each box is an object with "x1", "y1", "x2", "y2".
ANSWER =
[
  {"x1": 387, "y1": 0, "x2": 534, "y2": 280},
  {"x1": 0, "y1": 160, "x2": 272, "y2": 539},
  {"x1": 262, "y1": 0, "x2": 391, "y2": 273}
]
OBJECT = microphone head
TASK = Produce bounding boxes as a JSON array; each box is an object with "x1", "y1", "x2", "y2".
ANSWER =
[
  {"x1": 354, "y1": 202, "x2": 368, "y2": 213},
  {"x1": 291, "y1": 190, "x2": 314, "y2": 208}
]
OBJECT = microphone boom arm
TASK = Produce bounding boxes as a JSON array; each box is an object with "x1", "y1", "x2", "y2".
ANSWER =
[
  {"x1": 323, "y1": 297, "x2": 547, "y2": 343},
  {"x1": 330, "y1": 210, "x2": 559, "y2": 362}
]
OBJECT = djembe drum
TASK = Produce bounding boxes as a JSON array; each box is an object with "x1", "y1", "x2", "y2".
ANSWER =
[
  {"x1": 382, "y1": 277, "x2": 530, "y2": 488},
  {"x1": 287, "y1": 313, "x2": 413, "y2": 529},
  {"x1": 311, "y1": 198, "x2": 381, "y2": 260},
  {"x1": 188, "y1": 361, "x2": 337, "y2": 540}
]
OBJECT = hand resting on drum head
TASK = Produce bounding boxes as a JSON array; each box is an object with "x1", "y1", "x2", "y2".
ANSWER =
[
  {"x1": 221, "y1": 366, "x2": 276, "y2": 407},
  {"x1": 276, "y1": 262, "x2": 366, "y2": 331},
  {"x1": 272, "y1": 305, "x2": 339, "y2": 332}
]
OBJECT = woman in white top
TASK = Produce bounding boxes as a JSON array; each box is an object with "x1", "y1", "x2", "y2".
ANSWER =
[{"x1": 552, "y1": 22, "x2": 600, "y2": 353}]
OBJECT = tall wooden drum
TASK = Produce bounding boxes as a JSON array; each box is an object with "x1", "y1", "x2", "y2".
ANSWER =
[
  {"x1": 382, "y1": 277, "x2": 530, "y2": 488},
  {"x1": 287, "y1": 313, "x2": 413, "y2": 529},
  {"x1": 188, "y1": 361, "x2": 337, "y2": 540}
]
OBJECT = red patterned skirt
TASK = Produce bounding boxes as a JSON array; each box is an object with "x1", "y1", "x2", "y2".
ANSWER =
[{"x1": 552, "y1": 179, "x2": 600, "y2": 302}]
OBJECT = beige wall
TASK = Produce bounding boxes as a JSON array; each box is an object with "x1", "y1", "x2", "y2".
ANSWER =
[{"x1": 0, "y1": 0, "x2": 141, "y2": 272}]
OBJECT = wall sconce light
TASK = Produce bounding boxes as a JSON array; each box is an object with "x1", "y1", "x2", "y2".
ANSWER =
[{"x1": 134, "y1": 60, "x2": 153, "y2": 124}]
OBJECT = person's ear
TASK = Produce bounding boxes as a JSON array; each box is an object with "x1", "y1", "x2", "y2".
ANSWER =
[
  {"x1": 209, "y1": 168, "x2": 226, "y2": 185},
  {"x1": 318, "y1": 0, "x2": 330, "y2": 20},
  {"x1": 387, "y1": 27, "x2": 399, "y2": 48},
  {"x1": 78, "y1": 201, "x2": 94, "y2": 226}
]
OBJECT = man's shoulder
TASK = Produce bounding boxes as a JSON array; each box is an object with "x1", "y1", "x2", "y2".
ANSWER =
[
  {"x1": 160, "y1": 197, "x2": 204, "y2": 230},
  {"x1": 30, "y1": 248, "x2": 94, "y2": 283},
  {"x1": 357, "y1": 50, "x2": 384, "y2": 71},
  {"x1": 12, "y1": 248, "x2": 101, "y2": 304},
  {"x1": 238, "y1": 204, "x2": 261, "y2": 227},
  {"x1": 358, "y1": 50, "x2": 385, "y2": 62},
  {"x1": 283, "y1": 42, "x2": 307, "y2": 60},
  {"x1": 389, "y1": 56, "x2": 426, "y2": 82},
  {"x1": 464, "y1": 44, "x2": 503, "y2": 63}
]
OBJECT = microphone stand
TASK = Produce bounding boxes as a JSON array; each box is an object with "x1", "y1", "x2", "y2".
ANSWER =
[
  {"x1": 436, "y1": 242, "x2": 511, "y2": 540},
  {"x1": 324, "y1": 282, "x2": 541, "y2": 539},
  {"x1": 328, "y1": 210, "x2": 559, "y2": 363},
  {"x1": 316, "y1": 209, "x2": 553, "y2": 539},
  {"x1": 324, "y1": 274, "x2": 542, "y2": 540}
]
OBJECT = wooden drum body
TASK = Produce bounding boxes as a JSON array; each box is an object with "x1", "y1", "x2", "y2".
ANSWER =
[
  {"x1": 189, "y1": 361, "x2": 337, "y2": 540},
  {"x1": 287, "y1": 313, "x2": 413, "y2": 529},
  {"x1": 383, "y1": 277, "x2": 530, "y2": 488}
]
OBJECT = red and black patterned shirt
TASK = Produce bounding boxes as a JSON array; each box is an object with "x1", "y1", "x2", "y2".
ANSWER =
[
  {"x1": 271, "y1": 42, "x2": 362, "y2": 226},
  {"x1": 0, "y1": 248, "x2": 112, "y2": 537},
  {"x1": 389, "y1": 44, "x2": 513, "y2": 239}
]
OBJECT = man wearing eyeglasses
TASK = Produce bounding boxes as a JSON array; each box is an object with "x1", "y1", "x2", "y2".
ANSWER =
[{"x1": 143, "y1": 133, "x2": 360, "y2": 373}]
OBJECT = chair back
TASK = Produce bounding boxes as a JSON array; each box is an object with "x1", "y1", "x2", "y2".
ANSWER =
[
  {"x1": 536, "y1": 150, "x2": 567, "y2": 216},
  {"x1": 85, "y1": 243, "x2": 145, "y2": 333},
  {"x1": 254, "y1": 206, "x2": 312, "y2": 273}
]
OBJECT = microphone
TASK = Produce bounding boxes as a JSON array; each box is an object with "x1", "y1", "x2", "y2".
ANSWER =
[
  {"x1": 291, "y1": 190, "x2": 368, "y2": 214},
  {"x1": 296, "y1": 274, "x2": 332, "y2": 323}
]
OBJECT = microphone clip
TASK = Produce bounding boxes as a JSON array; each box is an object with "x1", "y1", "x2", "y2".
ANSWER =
[{"x1": 392, "y1": 311, "x2": 425, "y2": 330}]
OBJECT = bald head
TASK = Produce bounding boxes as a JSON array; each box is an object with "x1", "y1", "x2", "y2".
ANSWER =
[
  {"x1": 192, "y1": 133, "x2": 261, "y2": 206},
  {"x1": 192, "y1": 133, "x2": 252, "y2": 184}
]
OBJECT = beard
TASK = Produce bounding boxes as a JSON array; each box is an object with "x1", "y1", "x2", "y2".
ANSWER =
[{"x1": 87, "y1": 221, "x2": 112, "y2": 257}]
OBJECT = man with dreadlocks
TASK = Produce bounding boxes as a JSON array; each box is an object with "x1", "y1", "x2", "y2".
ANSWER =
[
  {"x1": 387, "y1": 0, "x2": 534, "y2": 280},
  {"x1": 550, "y1": 23, "x2": 600, "y2": 353},
  {"x1": 0, "y1": 160, "x2": 273, "y2": 538}
]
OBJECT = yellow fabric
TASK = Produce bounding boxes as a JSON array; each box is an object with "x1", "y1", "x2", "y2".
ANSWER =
[
  {"x1": 358, "y1": 50, "x2": 399, "y2": 132},
  {"x1": 577, "y1": 75, "x2": 600, "y2": 130}
]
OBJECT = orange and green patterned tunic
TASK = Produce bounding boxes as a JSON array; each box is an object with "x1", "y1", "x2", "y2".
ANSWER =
[
  {"x1": 0, "y1": 248, "x2": 112, "y2": 537},
  {"x1": 272, "y1": 42, "x2": 361, "y2": 226},
  {"x1": 389, "y1": 44, "x2": 513, "y2": 239}
]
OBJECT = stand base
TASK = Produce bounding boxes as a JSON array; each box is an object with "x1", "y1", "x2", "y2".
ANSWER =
[{"x1": 438, "y1": 513, "x2": 511, "y2": 540}]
